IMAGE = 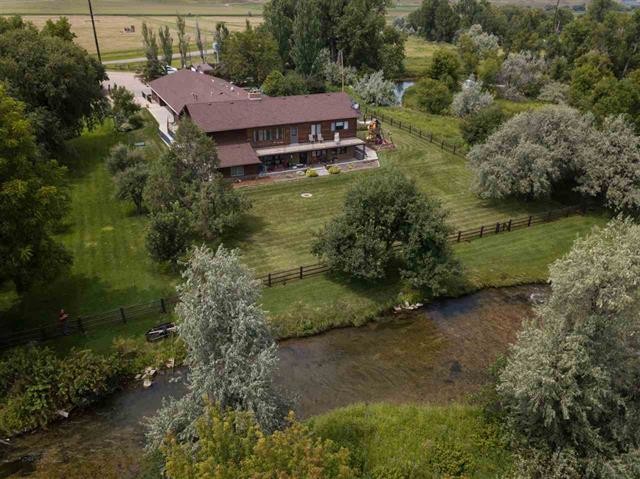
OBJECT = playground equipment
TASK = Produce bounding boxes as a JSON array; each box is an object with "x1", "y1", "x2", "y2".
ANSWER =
[{"x1": 365, "y1": 118, "x2": 394, "y2": 150}]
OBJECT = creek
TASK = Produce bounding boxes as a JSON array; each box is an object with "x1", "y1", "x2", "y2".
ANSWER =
[{"x1": 0, "y1": 285, "x2": 544, "y2": 477}]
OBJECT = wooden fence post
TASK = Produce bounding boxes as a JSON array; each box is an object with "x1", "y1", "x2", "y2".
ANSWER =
[
  {"x1": 160, "y1": 298, "x2": 166, "y2": 313},
  {"x1": 479, "y1": 226, "x2": 484, "y2": 238},
  {"x1": 77, "y1": 317, "x2": 85, "y2": 334},
  {"x1": 495, "y1": 222, "x2": 500, "y2": 234},
  {"x1": 409, "y1": 125, "x2": 412, "y2": 133},
  {"x1": 430, "y1": 133, "x2": 433, "y2": 142},
  {"x1": 40, "y1": 327, "x2": 46, "y2": 341},
  {"x1": 453, "y1": 145, "x2": 456, "y2": 155},
  {"x1": 508, "y1": 219, "x2": 512, "y2": 231},
  {"x1": 528, "y1": 215, "x2": 532, "y2": 227},
  {"x1": 299, "y1": 266, "x2": 303, "y2": 279},
  {"x1": 268, "y1": 273, "x2": 272, "y2": 287},
  {"x1": 457, "y1": 231, "x2": 462, "y2": 242},
  {"x1": 120, "y1": 307, "x2": 126, "y2": 323}
]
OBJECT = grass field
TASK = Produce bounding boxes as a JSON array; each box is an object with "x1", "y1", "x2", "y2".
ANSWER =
[
  {"x1": 0, "y1": 1, "x2": 264, "y2": 15},
  {"x1": 403, "y1": 36, "x2": 455, "y2": 79},
  {"x1": 0, "y1": 109, "x2": 607, "y2": 340},
  {"x1": 310, "y1": 403, "x2": 512, "y2": 477}
]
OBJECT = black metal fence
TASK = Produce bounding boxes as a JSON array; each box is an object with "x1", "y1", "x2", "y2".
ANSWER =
[
  {"x1": 0, "y1": 205, "x2": 582, "y2": 351},
  {"x1": 360, "y1": 105, "x2": 467, "y2": 158}
]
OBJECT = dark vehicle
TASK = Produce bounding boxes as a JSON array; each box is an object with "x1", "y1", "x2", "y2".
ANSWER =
[{"x1": 145, "y1": 322, "x2": 177, "y2": 342}]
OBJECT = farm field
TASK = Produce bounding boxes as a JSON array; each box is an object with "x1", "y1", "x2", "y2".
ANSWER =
[
  {"x1": 24, "y1": 14, "x2": 262, "y2": 55},
  {"x1": 0, "y1": 1, "x2": 265, "y2": 15}
]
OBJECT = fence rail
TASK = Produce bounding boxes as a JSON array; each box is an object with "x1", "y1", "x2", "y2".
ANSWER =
[
  {"x1": 360, "y1": 105, "x2": 467, "y2": 158},
  {"x1": 0, "y1": 205, "x2": 583, "y2": 351}
]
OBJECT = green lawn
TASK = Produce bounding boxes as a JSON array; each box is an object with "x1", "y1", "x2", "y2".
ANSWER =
[
  {"x1": 0, "y1": 114, "x2": 607, "y2": 341},
  {"x1": 310, "y1": 403, "x2": 512, "y2": 478},
  {"x1": 1, "y1": 114, "x2": 177, "y2": 332}
]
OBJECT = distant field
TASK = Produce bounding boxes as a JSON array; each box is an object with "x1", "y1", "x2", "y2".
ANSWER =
[
  {"x1": 0, "y1": 1, "x2": 264, "y2": 15},
  {"x1": 25, "y1": 14, "x2": 262, "y2": 54}
]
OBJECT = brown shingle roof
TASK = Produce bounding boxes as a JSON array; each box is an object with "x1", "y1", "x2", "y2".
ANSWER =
[
  {"x1": 185, "y1": 92, "x2": 359, "y2": 133},
  {"x1": 149, "y1": 70, "x2": 248, "y2": 114},
  {"x1": 216, "y1": 142, "x2": 262, "y2": 169}
]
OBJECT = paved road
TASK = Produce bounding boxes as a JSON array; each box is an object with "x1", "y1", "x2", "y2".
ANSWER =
[{"x1": 103, "y1": 49, "x2": 216, "y2": 65}]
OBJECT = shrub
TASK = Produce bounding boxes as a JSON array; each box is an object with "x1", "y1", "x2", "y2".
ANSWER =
[
  {"x1": 498, "y1": 51, "x2": 547, "y2": 99},
  {"x1": 538, "y1": 80, "x2": 570, "y2": 104},
  {"x1": 354, "y1": 70, "x2": 396, "y2": 106},
  {"x1": 460, "y1": 105, "x2": 506, "y2": 145},
  {"x1": 414, "y1": 78, "x2": 452, "y2": 114},
  {"x1": 425, "y1": 49, "x2": 462, "y2": 91},
  {"x1": 114, "y1": 162, "x2": 150, "y2": 213},
  {"x1": 306, "y1": 168, "x2": 319, "y2": 177},
  {"x1": 328, "y1": 165, "x2": 341, "y2": 174},
  {"x1": 0, "y1": 346, "x2": 125, "y2": 435},
  {"x1": 261, "y1": 70, "x2": 309, "y2": 96},
  {"x1": 450, "y1": 76, "x2": 494, "y2": 117},
  {"x1": 106, "y1": 144, "x2": 145, "y2": 175}
]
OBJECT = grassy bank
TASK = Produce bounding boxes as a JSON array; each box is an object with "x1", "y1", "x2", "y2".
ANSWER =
[{"x1": 310, "y1": 402, "x2": 512, "y2": 478}]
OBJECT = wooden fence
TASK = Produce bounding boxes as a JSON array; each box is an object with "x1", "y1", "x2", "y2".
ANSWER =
[
  {"x1": 0, "y1": 205, "x2": 582, "y2": 351},
  {"x1": 360, "y1": 105, "x2": 467, "y2": 158}
]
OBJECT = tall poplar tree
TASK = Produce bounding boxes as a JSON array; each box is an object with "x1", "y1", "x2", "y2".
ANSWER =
[{"x1": 290, "y1": 0, "x2": 322, "y2": 75}]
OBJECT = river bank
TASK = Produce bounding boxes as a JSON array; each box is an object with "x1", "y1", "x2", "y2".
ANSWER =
[{"x1": 0, "y1": 285, "x2": 543, "y2": 477}]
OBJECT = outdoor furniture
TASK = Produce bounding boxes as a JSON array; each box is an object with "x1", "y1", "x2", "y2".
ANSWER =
[{"x1": 145, "y1": 322, "x2": 177, "y2": 342}]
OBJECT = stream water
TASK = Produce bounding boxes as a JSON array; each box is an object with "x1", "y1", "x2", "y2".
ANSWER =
[
  {"x1": 394, "y1": 80, "x2": 415, "y2": 103},
  {"x1": 0, "y1": 285, "x2": 545, "y2": 477}
]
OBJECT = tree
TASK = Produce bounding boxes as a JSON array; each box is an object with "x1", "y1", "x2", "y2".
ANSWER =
[
  {"x1": 158, "y1": 25, "x2": 173, "y2": 66},
  {"x1": 195, "y1": 19, "x2": 205, "y2": 63},
  {"x1": 141, "y1": 22, "x2": 164, "y2": 81},
  {"x1": 190, "y1": 178, "x2": 251, "y2": 240},
  {"x1": 409, "y1": 0, "x2": 459, "y2": 42},
  {"x1": 414, "y1": 78, "x2": 452, "y2": 114},
  {"x1": 41, "y1": 17, "x2": 75, "y2": 42},
  {"x1": 290, "y1": 0, "x2": 322, "y2": 75},
  {"x1": 163, "y1": 406, "x2": 355, "y2": 479},
  {"x1": 537, "y1": 80, "x2": 569, "y2": 104},
  {"x1": 261, "y1": 70, "x2": 308, "y2": 96},
  {"x1": 353, "y1": 70, "x2": 396, "y2": 106},
  {"x1": 0, "y1": 19, "x2": 107, "y2": 153},
  {"x1": 114, "y1": 162, "x2": 149, "y2": 214},
  {"x1": 176, "y1": 14, "x2": 189, "y2": 69},
  {"x1": 576, "y1": 115, "x2": 640, "y2": 212},
  {"x1": 146, "y1": 246, "x2": 288, "y2": 450},
  {"x1": 110, "y1": 85, "x2": 140, "y2": 130},
  {"x1": 587, "y1": 0, "x2": 617, "y2": 23},
  {"x1": 497, "y1": 51, "x2": 547, "y2": 99},
  {"x1": 497, "y1": 218, "x2": 640, "y2": 477},
  {"x1": 425, "y1": 48, "x2": 462, "y2": 91},
  {"x1": 213, "y1": 21, "x2": 229, "y2": 62},
  {"x1": 171, "y1": 118, "x2": 219, "y2": 182},
  {"x1": 468, "y1": 106, "x2": 593, "y2": 199},
  {"x1": 460, "y1": 104, "x2": 506, "y2": 145},
  {"x1": 0, "y1": 83, "x2": 71, "y2": 293},
  {"x1": 145, "y1": 204, "x2": 192, "y2": 263},
  {"x1": 221, "y1": 23, "x2": 281, "y2": 85},
  {"x1": 263, "y1": 0, "x2": 297, "y2": 64},
  {"x1": 450, "y1": 76, "x2": 494, "y2": 117},
  {"x1": 312, "y1": 170, "x2": 458, "y2": 292},
  {"x1": 379, "y1": 26, "x2": 406, "y2": 79},
  {"x1": 106, "y1": 144, "x2": 144, "y2": 175},
  {"x1": 457, "y1": 24, "x2": 499, "y2": 74}
]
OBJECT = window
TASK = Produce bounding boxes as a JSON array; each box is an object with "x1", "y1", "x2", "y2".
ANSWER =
[
  {"x1": 253, "y1": 128, "x2": 284, "y2": 143},
  {"x1": 338, "y1": 147, "x2": 347, "y2": 154},
  {"x1": 310, "y1": 123, "x2": 322, "y2": 136},
  {"x1": 331, "y1": 120, "x2": 349, "y2": 131},
  {"x1": 230, "y1": 166, "x2": 245, "y2": 177}
]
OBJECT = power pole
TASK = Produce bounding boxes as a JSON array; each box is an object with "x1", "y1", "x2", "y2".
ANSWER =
[
  {"x1": 87, "y1": 0, "x2": 102, "y2": 63},
  {"x1": 338, "y1": 50, "x2": 344, "y2": 93}
]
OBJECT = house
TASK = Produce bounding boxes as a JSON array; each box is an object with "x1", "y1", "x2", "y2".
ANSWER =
[{"x1": 148, "y1": 70, "x2": 366, "y2": 179}]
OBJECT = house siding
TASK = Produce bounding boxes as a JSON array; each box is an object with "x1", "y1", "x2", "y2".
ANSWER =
[{"x1": 247, "y1": 118, "x2": 358, "y2": 148}]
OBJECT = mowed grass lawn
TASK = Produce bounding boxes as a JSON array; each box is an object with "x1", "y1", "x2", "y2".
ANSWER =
[
  {"x1": 229, "y1": 126, "x2": 564, "y2": 274},
  {"x1": 1, "y1": 114, "x2": 178, "y2": 331}
]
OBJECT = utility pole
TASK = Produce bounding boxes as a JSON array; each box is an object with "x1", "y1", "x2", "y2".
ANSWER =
[
  {"x1": 87, "y1": 0, "x2": 102, "y2": 63},
  {"x1": 338, "y1": 50, "x2": 344, "y2": 93}
]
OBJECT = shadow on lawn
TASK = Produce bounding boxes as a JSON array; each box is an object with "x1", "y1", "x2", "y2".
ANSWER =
[{"x1": 0, "y1": 273, "x2": 172, "y2": 334}]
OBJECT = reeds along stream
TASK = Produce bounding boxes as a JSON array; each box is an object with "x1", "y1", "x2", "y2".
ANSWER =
[{"x1": 0, "y1": 285, "x2": 544, "y2": 477}]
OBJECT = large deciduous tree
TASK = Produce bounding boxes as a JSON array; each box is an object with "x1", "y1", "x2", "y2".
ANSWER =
[
  {"x1": 158, "y1": 25, "x2": 173, "y2": 66},
  {"x1": 141, "y1": 22, "x2": 164, "y2": 82},
  {"x1": 290, "y1": 0, "x2": 322, "y2": 76},
  {"x1": 497, "y1": 218, "x2": 640, "y2": 477},
  {"x1": 146, "y1": 246, "x2": 288, "y2": 450},
  {"x1": 220, "y1": 22, "x2": 281, "y2": 85},
  {"x1": 312, "y1": 170, "x2": 459, "y2": 293},
  {"x1": 0, "y1": 18, "x2": 107, "y2": 154},
  {"x1": 0, "y1": 83, "x2": 71, "y2": 293}
]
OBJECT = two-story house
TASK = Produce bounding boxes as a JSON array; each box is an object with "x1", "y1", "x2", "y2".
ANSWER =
[{"x1": 149, "y1": 70, "x2": 366, "y2": 179}]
